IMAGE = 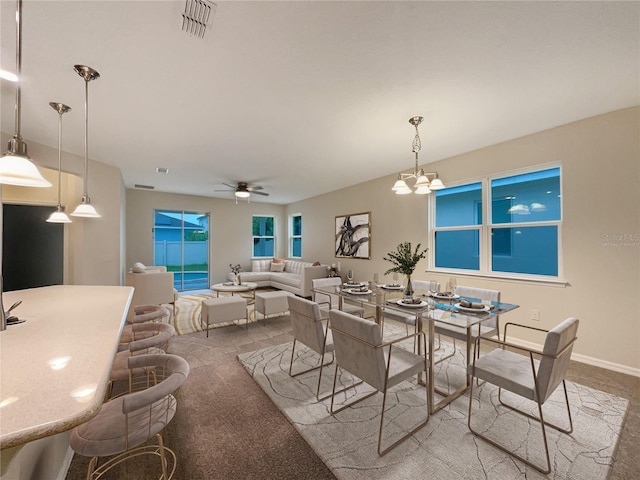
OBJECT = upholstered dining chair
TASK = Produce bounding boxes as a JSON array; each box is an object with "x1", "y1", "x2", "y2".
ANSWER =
[
  {"x1": 328, "y1": 309, "x2": 430, "y2": 456},
  {"x1": 312, "y1": 277, "x2": 365, "y2": 317},
  {"x1": 434, "y1": 285, "x2": 501, "y2": 364},
  {"x1": 467, "y1": 317, "x2": 579, "y2": 474},
  {"x1": 70, "y1": 353, "x2": 190, "y2": 480},
  {"x1": 287, "y1": 295, "x2": 335, "y2": 401}
]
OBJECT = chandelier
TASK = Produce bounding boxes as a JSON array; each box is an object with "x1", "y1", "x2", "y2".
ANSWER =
[{"x1": 391, "y1": 116, "x2": 445, "y2": 195}]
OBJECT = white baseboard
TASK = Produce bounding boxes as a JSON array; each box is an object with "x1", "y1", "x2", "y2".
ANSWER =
[
  {"x1": 507, "y1": 337, "x2": 640, "y2": 378},
  {"x1": 57, "y1": 446, "x2": 75, "y2": 480}
]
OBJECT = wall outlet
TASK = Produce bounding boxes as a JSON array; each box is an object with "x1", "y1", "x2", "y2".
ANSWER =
[{"x1": 530, "y1": 309, "x2": 540, "y2": 321}]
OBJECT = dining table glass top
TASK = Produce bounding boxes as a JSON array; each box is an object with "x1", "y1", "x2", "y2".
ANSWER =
[{"x1": 314, "y1": 283, "x2": 519, "y2": 328}]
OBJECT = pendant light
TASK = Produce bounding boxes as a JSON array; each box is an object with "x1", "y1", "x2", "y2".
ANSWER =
[
  {"x1": 71, "y1": 65, "x2": 101, "y2": 218},
  {"x1": 0, "y1": 0, "x2": 51, "y2": 188},
  {"x1": 47, "y1": 103, "x2": 72, "y2": 223},
  {"x1": 391, "y1": 116, "x2": 446, "y2": 195}
]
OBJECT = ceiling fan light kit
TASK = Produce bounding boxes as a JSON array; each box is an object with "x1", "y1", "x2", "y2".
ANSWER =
[{"x1": 215, "y1": 181, "x2": 270, "y2": 203}]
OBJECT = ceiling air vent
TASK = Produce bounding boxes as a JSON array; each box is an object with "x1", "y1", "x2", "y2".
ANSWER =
[
  {"x1": 156, "y1": 167, "x2": 169, "y2": 174},
  {"x1": 182, "y1": 0, "x2": 216, "y2": 39},
  {"x1": 134, "y1": 184, "x2": 155, "y2": 190}
]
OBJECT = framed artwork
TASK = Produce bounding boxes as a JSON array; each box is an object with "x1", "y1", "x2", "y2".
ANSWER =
[{"x1": 335, "y1": 212, "x2": 371, "y2": 259}]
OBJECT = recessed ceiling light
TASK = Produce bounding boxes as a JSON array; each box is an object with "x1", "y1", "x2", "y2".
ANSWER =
[{"x1": 156, "y1": 167, "x2": 169, "y2": 174}]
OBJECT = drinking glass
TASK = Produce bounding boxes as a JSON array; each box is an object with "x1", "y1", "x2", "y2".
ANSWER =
[
  {"x1": 373, "y1": 273, "x2": 379, "y2": 285},
  {"x1": 392, "y1": 272, "x2": 399, "y2": 285}
]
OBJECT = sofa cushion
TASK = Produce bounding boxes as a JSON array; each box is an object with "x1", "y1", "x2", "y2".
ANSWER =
[
  {"x1": 270, "y1": 262, "x2": 285, "y2": 272},
  {"x1": 251, "y1": 259, "x2": 271, "y2": 272},
  {"x1": 270, "y1": 272, "x2": 302, "y2": 288},
  {"x1": 284, "y1": 260, "x2": 312, "y2": 275},
  {"x1": 232, "y1": 271, "x2": 273, "y2": 283}
]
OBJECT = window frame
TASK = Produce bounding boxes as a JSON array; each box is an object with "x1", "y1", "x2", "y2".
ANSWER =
[
  {"x1": 428, "y1": 163, "x2": 564, "y2": 283},
  {"x1": 252, "y1": 215, "x2": 276, "y2": 259},
  {"x1": 289, "y1": 213, "x2": 302, "y2": 258}
]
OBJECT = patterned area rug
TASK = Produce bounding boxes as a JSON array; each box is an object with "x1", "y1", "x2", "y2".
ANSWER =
[
  {"x1": 171, "y1": 289, "x2": 276, "y2": 335},
  {"x1": 238, "y1": 337, "x2": 628, "y2": 480}
]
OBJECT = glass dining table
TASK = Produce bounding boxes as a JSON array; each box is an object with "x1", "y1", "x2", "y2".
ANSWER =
[{"x1": 313, "y1": 283, "x2": 519, "y2": 414}]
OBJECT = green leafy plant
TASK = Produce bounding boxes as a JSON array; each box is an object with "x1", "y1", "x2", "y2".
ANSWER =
[{"x1": 383, "y1": 242, "x2": 428, "y2": 276}]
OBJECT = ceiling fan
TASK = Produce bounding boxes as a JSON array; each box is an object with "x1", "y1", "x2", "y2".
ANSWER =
[{"x1": 215, "y1": 182, "x2": 270, "y2": 201}]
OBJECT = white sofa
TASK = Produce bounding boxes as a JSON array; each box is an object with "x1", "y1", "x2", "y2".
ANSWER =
[{"x1": 227, "y1": 259, "x2": 327, "y2": 298}]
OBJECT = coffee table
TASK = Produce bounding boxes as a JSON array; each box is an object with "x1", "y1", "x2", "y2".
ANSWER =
[{"x1": 211, "y1": 282, "x2": 258, "y2": 299}]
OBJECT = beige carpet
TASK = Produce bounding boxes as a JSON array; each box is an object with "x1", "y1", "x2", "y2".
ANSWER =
[{"x1": 238, "y1": 337, "x2": 628, "y2": 480}]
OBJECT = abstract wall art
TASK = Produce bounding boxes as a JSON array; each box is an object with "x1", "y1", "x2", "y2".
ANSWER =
[{"x1": 335, "y1": 212, "x2": 370, "y2": 259}]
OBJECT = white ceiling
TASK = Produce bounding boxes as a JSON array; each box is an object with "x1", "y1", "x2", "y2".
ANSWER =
[{"x1": 1, "y1": 1, "x2": 638, "y2": 204}]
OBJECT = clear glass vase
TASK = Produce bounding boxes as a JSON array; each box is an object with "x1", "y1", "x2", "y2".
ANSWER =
[{"x1": 404, "y1": 274, "x2": 414, "y2": 299}]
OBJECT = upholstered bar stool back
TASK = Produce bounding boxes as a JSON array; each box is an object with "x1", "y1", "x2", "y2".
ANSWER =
[{"x1": 70, "y1": 353, "x2": 190, "y2": 480}]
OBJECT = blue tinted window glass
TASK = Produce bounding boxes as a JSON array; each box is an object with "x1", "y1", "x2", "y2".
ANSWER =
[
  {"x1": 492, "y1": 168, "x2": 561, "y2": 224},
  {"x1": 292, "y1": 215, "x2": 302, "y2": 236},
  {"x1": 292, "y1": 238, "x2": 302, "y2": 257},
  {"x1": 435, "y1": 230, "x2": 480, "y2": 270},
  {"x1": 491, "y1": 226, "x2": 558, "y2": 276},
  {"x1": 253, "y1": 238, "x2": 274, "y2": 257},
  {"x1": 435, "y1": 183, "x2": 482, "y2": 227}
]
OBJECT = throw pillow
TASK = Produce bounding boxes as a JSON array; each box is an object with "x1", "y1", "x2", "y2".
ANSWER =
[
  {"x1": 132, "y1": 262, "x2": 146, "y2": 273},
  {"x1": 312, "y1": 261, "x2": 321, "y2": 266},
  {"x1": 272, "y1": 257, "x2": 285, "y2": 264},
  {"x1": 270, "y1": 262, "x2": 285, "y2": 272}
]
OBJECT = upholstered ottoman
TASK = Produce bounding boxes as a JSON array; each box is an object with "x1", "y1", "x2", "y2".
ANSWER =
[
  {"x1": 201, "y1": 296, "x2": 248, "y2": 337},
  {"x1": 255, "y1": 291, "x2": 294, "y2": 321}
]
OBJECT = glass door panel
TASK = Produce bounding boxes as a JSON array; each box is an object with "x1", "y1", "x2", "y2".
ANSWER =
[{"x1": 154, "y1": 210, "x2": 209, "y2": 291}]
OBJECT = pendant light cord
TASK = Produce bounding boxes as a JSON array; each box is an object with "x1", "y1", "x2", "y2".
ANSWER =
[
  {"x1": 14, "y1": 0, "x2": 23, "y2": 138},
  {"x1": 83, "y1": 78, "x2": 89, "y2": 197}
]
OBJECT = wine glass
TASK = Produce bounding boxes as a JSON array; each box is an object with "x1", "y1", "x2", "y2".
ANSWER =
[
  {"x1": 392, "y1": 272, "x2": 399, "y2": 286},
  {"x1": 429, "y1": 282, "x2": 438, "y2": 298},
  {"x1": 347, "y1": 269, "x2": 354, "y2": 284},
  {"x1": 373, "y1": 272, "x2": 379, "y2": 285},
  {"x1": 447, "y1": 277, "x2": 457, "y2": 297}
]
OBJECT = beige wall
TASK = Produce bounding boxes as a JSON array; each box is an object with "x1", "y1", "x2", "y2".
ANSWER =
[
  {"x1": 125, "y1": 189, "x2": 287, "y2": 285},
  {"x1": 0, "y1": 133, "x2": 125, "y2": 286},
  {"x1": 4, "y1": 108, "x2": 638, "y2": 373},
  {"x1": 286, "y1": 107, "x2": 640, "y2": 374}
]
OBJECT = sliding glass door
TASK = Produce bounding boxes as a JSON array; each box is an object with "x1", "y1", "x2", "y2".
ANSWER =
[{"x1": 154, "y1": 210, "x2": 209, "y2": 291}]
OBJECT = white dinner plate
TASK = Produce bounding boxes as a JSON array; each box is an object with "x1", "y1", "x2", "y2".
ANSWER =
[
  {"x1": 396, "y1": 299, "x2": 427, "y2": 308},
  {"x1": 381, "y1": 284, "x2": 404, "y2": 290},
  {"x1": 346, "y1": 288, "x2": 372, "y2": 295},
  {"x1": 454, "y1": 302, "x2": 490, "y2": 312},
  {"x1": 343, "y1": 282, "x2": 366, "y2": 288},
  {"x1": 431, "y1": 293, "x2": 460, "y2": 300}
]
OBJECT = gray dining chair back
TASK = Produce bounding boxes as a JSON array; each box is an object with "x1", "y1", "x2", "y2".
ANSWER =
[
  {"x1": 288, "y1": 295, "x2": 328, "y2": 354},
  {"x1": 329, "y1": 309, "x2": 429, "y2": 455},
  {"x1": 467, "y1": 317, "x2": 579, "y2": 474},
  {"x1": 330, "y1": 307, "x2": 386, "y2": 390},
  {"x1": 312, "y1": 277, "x2": 365, "y2": 317},
  {"x1": 287, "y1": 295, "x2": 335, "y2": 401},
  {"x1": 536, "y1": 317, "x2": 580, "y2": 402}
]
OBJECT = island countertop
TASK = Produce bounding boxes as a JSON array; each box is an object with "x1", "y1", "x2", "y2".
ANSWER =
[{"x1": 0, "y1": 285, "x2": 133, "y2": 450}]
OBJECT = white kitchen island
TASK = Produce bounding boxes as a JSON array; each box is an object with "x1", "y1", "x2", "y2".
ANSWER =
[{"x1": 0, "y1": 285, "x2": 134, "y2": 479}]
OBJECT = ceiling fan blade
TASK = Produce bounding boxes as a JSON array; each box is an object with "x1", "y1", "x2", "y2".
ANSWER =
[
  {"x1": 213, "y1": 189, "x2": 234, "y2": 192},
  {"x1": 251, "y1": 190, "x2": 269, "y2": 196},
  {"x1": 247, "y1": 185, "x2": 264, "y2": 191},
  {"x1": 222, "y1": 183, "x2": 237, "y2": 189}
]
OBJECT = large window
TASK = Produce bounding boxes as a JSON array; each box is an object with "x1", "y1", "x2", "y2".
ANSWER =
[
  {"x1": 253, "y1": 215, "x2": 275, "y2": 258},
  {"x1": 290, "y1": 214, "x2": 302, "y2": 258},
  {"x1": 430, "y1": 166, "x2": 562, "y2": 279}
]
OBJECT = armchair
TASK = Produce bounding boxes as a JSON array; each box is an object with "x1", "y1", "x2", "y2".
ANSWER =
[{"x1": 125, "y1": 263, "x2": 178, "y2": 319}]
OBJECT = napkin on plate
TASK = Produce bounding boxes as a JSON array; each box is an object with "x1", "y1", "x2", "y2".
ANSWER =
[
  {"x1": 401, "y1": 297, "x2": 422, "y2": 305},
  {"x1": 460, "y1": 299, "x2": 485, "y2": 309}
]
